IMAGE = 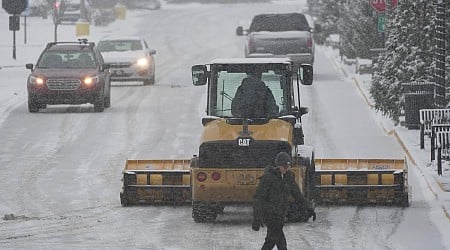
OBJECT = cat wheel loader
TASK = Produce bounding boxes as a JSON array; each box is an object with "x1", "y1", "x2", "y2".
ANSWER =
[{"x1": 120, "y1": 58, "x2": 410, "y2": 222}]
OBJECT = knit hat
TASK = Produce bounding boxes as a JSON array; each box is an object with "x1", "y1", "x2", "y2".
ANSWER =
[{"x1": 275, "y1": 152, "x2": 291, "y2": 167}]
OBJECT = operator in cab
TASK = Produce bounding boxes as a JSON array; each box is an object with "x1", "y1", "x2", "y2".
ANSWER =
[{"x1": 231, "y1": 69, "x2": 279, "y2": 118}]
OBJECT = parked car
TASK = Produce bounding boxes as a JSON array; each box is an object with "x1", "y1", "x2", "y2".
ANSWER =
[
  {"x1": 355, "y1": 58, "x2": 373, "y2": 74},
  {"x1": 26, "y1": 39, "x2": 111, "y2": 112},
  {"x1": 325, "y1": 34, "x2": 340, "y2": 49},
  {"x1": 97, "y1": 37, "x2": 156, "y2": 85}
]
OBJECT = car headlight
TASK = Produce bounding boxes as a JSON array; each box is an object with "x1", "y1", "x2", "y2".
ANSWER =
[
  {"x1": 30, "y1": 76, "x2": 45, "y2": 86},
  {"x1": 136, "y1": 58, "x2": 149, "y2": 67},
  {"x1": 83, "y1": 75, "x2": 99, "y2": 86}
]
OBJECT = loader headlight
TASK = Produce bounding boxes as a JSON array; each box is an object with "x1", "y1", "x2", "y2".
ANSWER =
[
  {"x1": 83, "y1": 75, "x2": 99, "y2": 86},
  {"x1": 30, "y1": 76, "x2": 45, "y2": 86},
  {"x1": 136, "y1": 58, "x2": 149, "y2": 67}
]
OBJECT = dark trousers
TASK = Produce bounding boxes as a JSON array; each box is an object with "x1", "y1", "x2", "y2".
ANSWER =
[{"x1": 261, "y1": 219, "x2": 286, "y2": 250}]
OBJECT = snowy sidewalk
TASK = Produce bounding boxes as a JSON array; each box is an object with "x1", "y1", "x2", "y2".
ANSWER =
[{"x1": 325, "y1": 46, "x2": 450, "y2": 220}]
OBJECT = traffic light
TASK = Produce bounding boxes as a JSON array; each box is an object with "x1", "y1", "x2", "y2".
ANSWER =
[
  {"x1": 53, "y1": 1, "x2": 62, "y2": 23},
  {"x1": 2, "y1": 0, "x2": 27, "y2": 15},
  {"x1": 53, "y1": 1, "x2": 61, "y2": 10}
]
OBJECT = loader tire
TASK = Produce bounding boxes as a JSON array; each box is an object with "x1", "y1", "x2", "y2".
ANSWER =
[{"x1": 192, "y1": 201, "x2": 217, "y2": 223}]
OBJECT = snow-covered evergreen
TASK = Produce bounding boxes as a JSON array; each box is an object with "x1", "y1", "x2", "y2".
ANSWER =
[{"x1": 308, "y1": 0, "x2": 447, "y2": 123}]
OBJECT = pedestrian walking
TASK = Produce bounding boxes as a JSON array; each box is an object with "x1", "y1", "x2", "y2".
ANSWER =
[{"x1": 252, "y1": 152, "x2": 316, "y2": 250}]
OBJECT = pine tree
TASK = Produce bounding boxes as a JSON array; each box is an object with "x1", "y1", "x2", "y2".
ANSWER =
[{"x1": 370, "y1": 0, "x2": 436, "y2": 123}]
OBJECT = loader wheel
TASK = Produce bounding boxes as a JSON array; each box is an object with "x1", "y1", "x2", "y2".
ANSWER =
[{"x1": 192, "y1": 201, "x2": 217, "y2": 223}]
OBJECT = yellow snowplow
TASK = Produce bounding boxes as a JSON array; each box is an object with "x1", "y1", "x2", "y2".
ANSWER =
[
  {"x1": 120, "y1": 159, "x2": 191, "y2": 205},
  {"x1": 120, "y1": 158, "x2": 409, "y2": 207},
  {"x1": 120, "y1": 58, "x2": 410, "y2": 222},
  {"x1": 314, "y1": 158, "x2": 409, "y2": 206}
]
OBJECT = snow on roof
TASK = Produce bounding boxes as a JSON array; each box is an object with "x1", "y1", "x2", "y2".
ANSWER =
[{"x1": 209, "y1": 58, "x2": 292, "y2": 65}]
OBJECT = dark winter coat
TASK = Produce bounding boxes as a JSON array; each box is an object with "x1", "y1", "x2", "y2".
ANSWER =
[
  {"x1": 231, "y1": 77, "x2": 279, "y2": 118},
  {"x1": 253, "y1": 166, "x2": 305, "y2": 224}
]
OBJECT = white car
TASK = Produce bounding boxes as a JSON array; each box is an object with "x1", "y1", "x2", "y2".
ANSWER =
[{"x1": 97, "y1": 37, "x2": 156, "y2": 85}]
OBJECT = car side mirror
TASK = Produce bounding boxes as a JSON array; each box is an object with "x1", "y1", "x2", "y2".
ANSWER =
[
  {"x1": 192, "y1": 65, "x2": 207, "y2": 86},
  {"x1": 26, "y1": 63, "x2": 34, "y2": 71},
  {"x1": 149, "y1": 49, "x2": 156, "y2": 55},
  {"x1": 102, "y1": 63, "x2": 110, "y2": 70}
]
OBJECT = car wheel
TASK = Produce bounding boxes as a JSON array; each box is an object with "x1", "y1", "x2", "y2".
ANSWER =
[
  {"x1": 28, "y1": 97, "x2": 40, "y2": 113},
  {"x1": 104, "y1": 86, "x2": 111, "y2": 108},
  {"x1": 94, "y1": 93, "x2": 105, "y2": 112},
  {"x1": 143, "y1": 73, "x2": 155, "y2": 85},
  {"x1": 104, "y1": 95, "x2": 111, "y2": 108}
]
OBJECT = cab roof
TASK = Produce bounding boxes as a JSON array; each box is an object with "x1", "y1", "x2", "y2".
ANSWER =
[{"x1": 209, "y1": 58, "x2": 292, "y2": 65}]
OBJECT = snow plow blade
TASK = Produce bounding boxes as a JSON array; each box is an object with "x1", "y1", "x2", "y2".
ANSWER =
[
  {"x1": 120, "y1": 159, "x2": 191, "y2": 206},
  {"x1": 314, "y1": 158, "x2": 410, "y2": 206}
]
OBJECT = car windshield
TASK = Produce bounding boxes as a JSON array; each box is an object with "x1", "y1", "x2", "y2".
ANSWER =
[
  {"x1": 97, "y1": 40, "x2": 143, "y2": 52},
  {"x1": 36, "y1": 51, "x2": 97, "y2": 69},
  {"x1": 209, "y1": 64, "x2": 290, "y2": 117}
]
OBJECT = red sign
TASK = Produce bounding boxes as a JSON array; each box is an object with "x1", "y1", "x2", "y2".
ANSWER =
[{"x1": 370, "y1": 0, "x2": 398, "y2": 12}]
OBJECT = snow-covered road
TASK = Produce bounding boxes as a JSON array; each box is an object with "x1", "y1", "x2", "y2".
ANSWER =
[{"x1": 0, "y1": 1, "x2": 449, "y2": 249}]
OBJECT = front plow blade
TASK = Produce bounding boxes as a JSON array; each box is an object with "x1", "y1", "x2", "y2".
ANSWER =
[
  {"x1": 314, "y1": 158, "x2": 410, "y2": 206},
  {"x1": 120, "y1": 159, "x2": 191, "y2": 205}
]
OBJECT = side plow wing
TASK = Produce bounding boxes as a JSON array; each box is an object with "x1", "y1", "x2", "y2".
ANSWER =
[
  {"x1": 314, "y1": 158, "x2": 410, "y2": 207},
  {"x1": 120, "y1": 159, "x2": 191, "y2": 206}
]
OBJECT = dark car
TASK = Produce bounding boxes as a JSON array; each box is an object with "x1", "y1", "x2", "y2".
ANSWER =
[{"x1": 26, "y1": 39, "x2": 111, "y2": 112}]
